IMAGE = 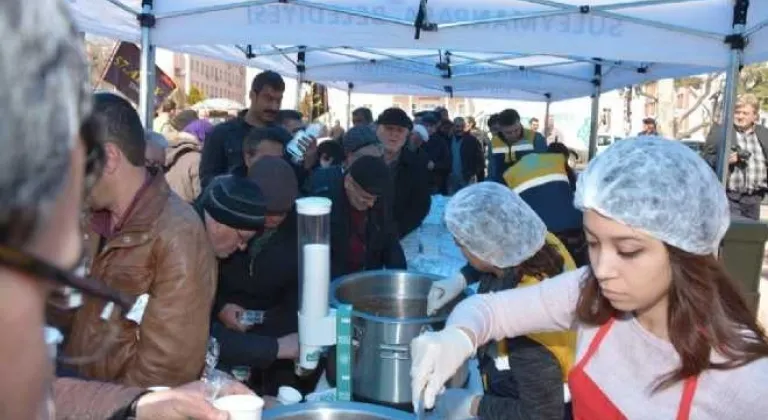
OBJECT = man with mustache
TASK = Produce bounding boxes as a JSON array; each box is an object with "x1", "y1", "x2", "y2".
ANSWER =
[{"x1": 199, "y1": 71, "x2": 285, "y2": 188}]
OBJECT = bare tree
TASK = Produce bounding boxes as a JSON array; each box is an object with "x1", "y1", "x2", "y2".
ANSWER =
[{"x1": 635, "y1": 73, "x2": 720, "y2": 139}]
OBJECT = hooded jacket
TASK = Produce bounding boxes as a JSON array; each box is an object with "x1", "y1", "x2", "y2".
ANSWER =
[{"x1": 164, "y1": 131, "x2": 202, "y2": 203}]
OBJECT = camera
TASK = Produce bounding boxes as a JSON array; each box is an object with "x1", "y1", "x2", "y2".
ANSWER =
[{"x1": 732, "y1": 145, "x2": 752, "y2": 162}]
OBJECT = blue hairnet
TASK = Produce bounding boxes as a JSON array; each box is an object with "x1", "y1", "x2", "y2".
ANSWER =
[
  {"x1": 574, "y1": 137, "x2": 730, "y2": 255},
  {"x1": 445, "y1": 182, "x2": 547, "y2": 268}
]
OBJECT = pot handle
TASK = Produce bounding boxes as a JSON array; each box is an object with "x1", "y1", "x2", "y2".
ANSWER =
[{"x1": 379, "y1": 344, "x2": 410, "y2": 360}]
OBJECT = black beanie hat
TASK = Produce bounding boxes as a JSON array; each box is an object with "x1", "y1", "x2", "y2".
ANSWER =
[
  {"x1": 376, "y1": 108, "x2": 413, "y2": 131},
  {"x1": 201, "y1": 175, "x2": 266, "y2": 230},
  {"x1": 347, "y1": 155, "x2": 391, "y2": 196}
]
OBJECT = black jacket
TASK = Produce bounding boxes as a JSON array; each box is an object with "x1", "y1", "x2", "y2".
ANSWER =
[
  {"x1": 475, "y1": 268, "x2": 565, "y2": 420},
  {"x1": 703, "y1": 123, "x2": 768, "y2": 177},
  {"x1": 194, "y1": 201, "x2": 299, "y2": 367},
  {"x1": 199, "y1": 117, "x2": 255, "y2": 189},
  {"x1": 309, "y1": 166, "x2": 406, "y2": 279},
  {"x1": 391, "y1": 147, "x2": 432, "y2": 238},
  {"x1": 449, "y1": 132, "x2": 486, "y2": 182}
]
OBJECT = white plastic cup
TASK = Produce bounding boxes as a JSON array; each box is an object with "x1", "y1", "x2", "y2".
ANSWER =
[
  {"x1": 213, "y1": 394, "x2": 264, "y2": 420},
  {"x1": 277, "y1": 386, "x2": 303, "y2": 405}
]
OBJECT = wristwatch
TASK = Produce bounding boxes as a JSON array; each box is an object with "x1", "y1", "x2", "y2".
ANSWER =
[{"x1": 108, "y1": 391, "x2": 149, "y2": 420}]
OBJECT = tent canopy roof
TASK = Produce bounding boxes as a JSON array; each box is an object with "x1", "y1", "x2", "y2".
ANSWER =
[
  {"x1": 69, "y1": 0, "x2": 761, "y2": 100},
  {"x1": 71, "y1": 0, "x2": 768, "y2": 67}
]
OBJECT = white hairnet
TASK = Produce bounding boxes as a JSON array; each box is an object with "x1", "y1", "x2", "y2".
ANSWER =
[
  {"x1": 445, "y1": 182, "x2": 547, "y2": 268},
  {"x1": 574, "y1": 137, "x2": 730, "y2": 255}
]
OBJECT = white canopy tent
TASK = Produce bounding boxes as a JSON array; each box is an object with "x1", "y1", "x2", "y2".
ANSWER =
[
  {"x1": 231, "y1": 46, "x2": 715, "y2": 100},
  {"x1": 72, "y1": 0, "x2": 768, "y2": 67},
  {"x1": 68, "y1": 0, "x2": 762, "y2": 176}
]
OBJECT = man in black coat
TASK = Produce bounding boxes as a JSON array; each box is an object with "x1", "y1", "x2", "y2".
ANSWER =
[
  {"x1": 199, "y1": 71, "x2": 285, "y2": 188},
  {"x1": 421, "y1": 112, "x2": 451, "y2": 194},
  {"x1": 377, "y1": 108, "x2": 432, "y2": 238},
  {"x1": 703, "y1": 94, "x2": 768, "y2": 220},
  {"x1": 447, "y1": 117, "x2": 485, "y2": 194},
  {"x1": 310, "y1": 155, "x2": 406, "y2": 279},
  {"x1": 197, "y1": 158, "x2": 308, "y2": 396}
]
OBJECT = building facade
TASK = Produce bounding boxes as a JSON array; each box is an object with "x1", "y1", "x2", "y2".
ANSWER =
[
  {"x1": 172, "y1": 54, "x2": 247, "y2": 104},
  {"x1": 391, "y1": 96, "x2": 476, "y2": 119}
]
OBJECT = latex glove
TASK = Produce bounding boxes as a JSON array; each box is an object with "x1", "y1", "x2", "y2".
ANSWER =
[
  {"x1": 410, "y1": 327, "x2": 475, "y2": 410},
  {"x1": 433, "y1": 389, "x2": 480, "y2": 420},
  {"x1": 427, "y1": 273, "x2": 466, "y2": 316}
]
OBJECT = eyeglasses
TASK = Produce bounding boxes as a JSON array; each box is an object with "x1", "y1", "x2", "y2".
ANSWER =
[
  {"x1": 0, "y1": 115, "x2": 130, "y2": 312},
  {"x1": 0, "y1": 245, "x2": 134, "y2": 313}
]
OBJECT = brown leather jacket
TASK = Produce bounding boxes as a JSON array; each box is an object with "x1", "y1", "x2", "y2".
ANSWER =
[
  {"x1": 64, "y1": 174, "x2": 217, "y2": 388},
  {"x1": 53, "y1": 378, "x2": 144, "y2": 419}
]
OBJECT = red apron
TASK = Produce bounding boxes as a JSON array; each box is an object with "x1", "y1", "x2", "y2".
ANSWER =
[{"x1": 568, "y1": 318, "x2": 698, "y2": 420}]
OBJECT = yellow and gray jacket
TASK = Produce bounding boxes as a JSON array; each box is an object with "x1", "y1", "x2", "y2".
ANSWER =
[
  {"x1": 487, "y1": 129, "x2": 547, "y2": 183},
  {"x1": 473, "y1": 233, "x2": 576, "y2": 420},
  {"x1": 503, "y1": 153, "x2": 582, "y2": 234}
]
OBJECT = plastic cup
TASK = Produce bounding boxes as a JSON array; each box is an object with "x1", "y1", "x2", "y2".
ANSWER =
[
  {"x1": 213, "y1": 394, "x2": 264, "y2": 420},
  {"x1": 277, "y1": 386, "x2": 303, "y2": 405}
]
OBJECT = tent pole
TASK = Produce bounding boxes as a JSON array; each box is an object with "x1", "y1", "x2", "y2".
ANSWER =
[
  {"x1": 138, "y1": 1, "x2": 156, "y2": 130},
  {"x1": 543, "y1": 93, "x2": 552, "y2": 136},
  {"x1": 716, "y1": 0, "x2": 749, "y2": 183},
  {"x1": 346, "y1": 82, "x2": 353, "y2": 130},
  {"x1": 588, "y1": 61, "x2": 603, "y2": 160},
  {"x1": 295, "y1": 46, "x2": 306, "y2": 113}
]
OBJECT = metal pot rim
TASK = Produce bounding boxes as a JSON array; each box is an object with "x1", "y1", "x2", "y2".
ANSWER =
[
  {"x1": 262, "y1": 401, "x2": 415, "y2": 419},
  {"x1": 329, "y1": 269, "x2": 449, "y2": 324}
]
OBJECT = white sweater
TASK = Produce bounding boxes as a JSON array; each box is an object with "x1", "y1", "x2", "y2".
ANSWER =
[{"x1": 448, "y1": 267, "x2": 768, "y2": 419}]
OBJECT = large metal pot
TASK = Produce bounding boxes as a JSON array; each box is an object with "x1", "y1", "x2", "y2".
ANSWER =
[
  {"x1": 263, "y1": 402, "x2": 413, "y2": 419},
  {"x1": 330, "y1": 270, "x2": 466, "y2": 409}
]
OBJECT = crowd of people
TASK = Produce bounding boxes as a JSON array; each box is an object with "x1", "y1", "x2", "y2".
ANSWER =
[{"x1": 4, "y1": 1, "x2": 768, "y2": 419}]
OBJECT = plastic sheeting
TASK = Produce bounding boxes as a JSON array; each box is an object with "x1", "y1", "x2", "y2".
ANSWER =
[
  {"x1": 68, "y1": 0, "x2": 768, "y2": 68},
  {"x1": 402, "y1": 195, "x2": 467, "y2": 278}
]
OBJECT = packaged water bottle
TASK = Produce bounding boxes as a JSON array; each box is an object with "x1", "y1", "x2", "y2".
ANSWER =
[{"x1": 286, "y1": 123, "x2": 323, "y2": 164}]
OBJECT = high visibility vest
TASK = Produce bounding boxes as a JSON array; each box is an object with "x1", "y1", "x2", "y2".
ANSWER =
[
  {"x1": 490, "y1": 129, "x2": 537, "y2": 164},
  {"x1": 483, "y1": 233, "x2": 577, "y2": 388},
  {"x1": 502, "y1": 153, "x2": 582, "y2": 234}
]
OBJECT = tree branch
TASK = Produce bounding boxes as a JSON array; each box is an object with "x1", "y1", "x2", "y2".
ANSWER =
[
  {"x1": 676, "y1": 74, "x2": 717, "y2": 126},
  {"x1": 635, "y1": 87, "x2": 658, "y2": 103},
  {"x1": 676, "y1": 121, "x2": 709, "y2": 139}
]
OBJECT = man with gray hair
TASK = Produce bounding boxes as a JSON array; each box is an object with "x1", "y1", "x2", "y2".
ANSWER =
[
  {"x1": 704, "y1": 93, "x2": 768, "y2": 220},
  {"x1": 0, "y1": 0, "x2": 248, "y2": 418}
]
